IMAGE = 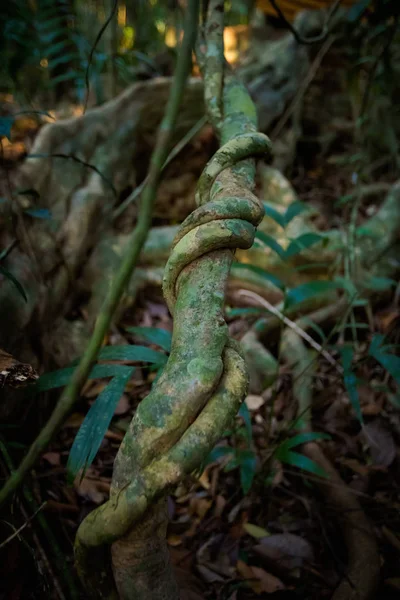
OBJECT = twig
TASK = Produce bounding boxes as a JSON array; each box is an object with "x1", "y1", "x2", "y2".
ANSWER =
[
  {"x1": 268, "y1": 0, "x2": 342, "y2": 45},
  {"x1": 237, "y1": 289, "x2": 341, "y2": 370},
  {"x1": 0, "y1": 0, "x2": 199, "y2": 507},
  {"x1": 0, "y1": 502, "x2": 46, "y2": 549},
  {"x1": 26, "y1": 153, "x2": 117, "y2": 197}
]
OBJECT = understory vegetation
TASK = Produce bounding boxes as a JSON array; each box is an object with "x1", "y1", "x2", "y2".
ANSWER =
[{"x1": 0, "y1": 1, "x2": 399, "y2": 599}]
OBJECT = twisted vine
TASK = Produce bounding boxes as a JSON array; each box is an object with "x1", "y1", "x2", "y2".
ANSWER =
[
  {"x1": 75, "y1": 131, "x2": 271, "y2": 599},
  {"x1": 75, "y1": 3, "x2": 272, "y2": 597}
]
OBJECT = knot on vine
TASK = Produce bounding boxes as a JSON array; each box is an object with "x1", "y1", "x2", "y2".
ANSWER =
[{"x1": 163, "y1": 132, "x2": 272, "y2": 313}]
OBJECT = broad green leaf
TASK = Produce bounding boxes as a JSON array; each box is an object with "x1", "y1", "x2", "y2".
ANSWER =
[
  {"x1": 285, "y1": 280, "x2": 339, "y2": 310},
  {"x1": 24, "y1": 208, "x2": 52, "y2": 219},
  {"x1": 126, "y1": 327, "x2": 172, "y2": 352},
  {"x1": 284, "y1": 233, "x2": 323, "y2": 258},
  {"x1": 67, "y1": 367, "x2": 134, "y2": 482},
  {"x1": 232, "y1": 262, "x2": 285, "y2": 291},
  {"x1": 98, "y1": 345, "x2": 167, "y2": 365},
  {"x1": 254, "y1": 231, "x2": 286, "y2": 259},
  {"x1": 283, "y1": 201, "x2": 308, "y2": 226},
  {"x1": 37, "y1": 363, "x2": 134, "y2": 392},
  {"x1": 262, "y1": 203, "x2": 285, "y2": 228},
  {"x1": 0, "y1": 117, "x2": 14, "y2": 140},
  {"x1": 278, "y1": 450, "x2": 329, "y2": 478},
  {"x1": 0, "y1": 265, "x2": 27, "y2": 302},
  {"x1": 340, "y1": 347, "x2": 363, "y2": 423},
  {"x1": 239, "y1": 449, "x2": 257, "y2": 494}
]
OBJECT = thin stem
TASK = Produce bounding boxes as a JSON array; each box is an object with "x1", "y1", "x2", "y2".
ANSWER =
[
  {"x1": 0, "y1": 0, "x2": 199, "y2": 507},
  {"x1": 112, "y1": 115, "x2": 208, "y2": 220},
  {"x1": 237, "y1": 289, "x2": 341, "y2": 370}
]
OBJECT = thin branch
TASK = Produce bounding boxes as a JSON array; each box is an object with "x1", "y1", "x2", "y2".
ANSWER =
[
  {"x1": 27, "y1": 153, "x2": 117, "y2": 197},
  {"x1": 237, "y1": 289, "x2": 341, "y2": 370},
  {"x1": 0, "y1": 502, "x2": 46, "y2": 549}
]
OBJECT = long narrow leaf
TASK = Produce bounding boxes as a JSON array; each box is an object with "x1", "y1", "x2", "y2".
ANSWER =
[
  {"x1": 280, "y1": 432, "x2": 330, "y2": 451},
  {"x1": 0, "y1": 265, "x2": 27, "y2": 302},
  {"x1": 283, "y1": 201, "x2": 308, "y2": 226},
  {"x1": 231, "y1": 262, "x2": 285, "y2": 291},
  {"x1": 285, "y1": 280, "x2": 340, "y2": 310},
  {"x1": 98, "y1": 345, "x2": 168, "y2": 365},
  {"x1": 254, "y1": 231, "x2": 286, "y2": 259},
  {"x1": 37, "y1": 364, "x2": 133, "y2": 392},
  {"x1": 285, "y1": 233, "x2": 323, "y2": 258},
  {"x1": 126, "y1": 327, "x2": 172, "y2": 352},
  {"x1": 67, "y1": 368, "x2": 134, "y2": 482},
  {"x1": 279, "y1": 450, "x2": 329, "y2": 478},
  {"x1": 262, "y1": 203, "x2": 285, "y2": 228}
]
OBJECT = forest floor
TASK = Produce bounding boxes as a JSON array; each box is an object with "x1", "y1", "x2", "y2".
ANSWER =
[{"x1": 1, "y1": 40, "x2": 400, "y2": 600}]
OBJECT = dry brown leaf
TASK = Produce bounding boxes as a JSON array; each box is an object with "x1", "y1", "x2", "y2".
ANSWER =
[
  {"x1": 167, "y1": 534, "x2": 183, "y2": 547},
  {"x1": 236, "y1": 559, "x2": 256, "y2": 584},
  {"x1": 245, "y1": 395, "x2": 265, "y2": 411},
  {"x1": 197, "y1": 470, "x2": 211, "y2": 490},
  {"x1": 42, "y1": 452, "x2": 61, "y2": 466},
  {"x1": 74, "y1": 477, "x2": 108, "y2": 504},
  {"x1": 254, "y1": 533, "x2": 314, "y2": 570},
  {"x1": 114, "y1": 393, "x2": 130, "y2": 415},
  {"x1": 243, "y1": 523, "x2": 271, "y2": 539},
  {"x1": 251, "y1": 566, "x2": 286, "y2": 593},
  {"x1": 363, "y1": 419, "x2": 396, "y2": 468},
  {"x1": 196, "y1": 565, "x2": 226, "y2": 584},
  {"x1": 63, "y1": 413, "x2": 84, "y2": 428},
  {"x1": 213, "y1": 495, "x2": 226, "y2": 518},
  {"x1": 82, "y1": 379, "x2": 107, "y2": 398},
  {"x1": 190, "y1": 497, "x2": 212, "y2": 519}
]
